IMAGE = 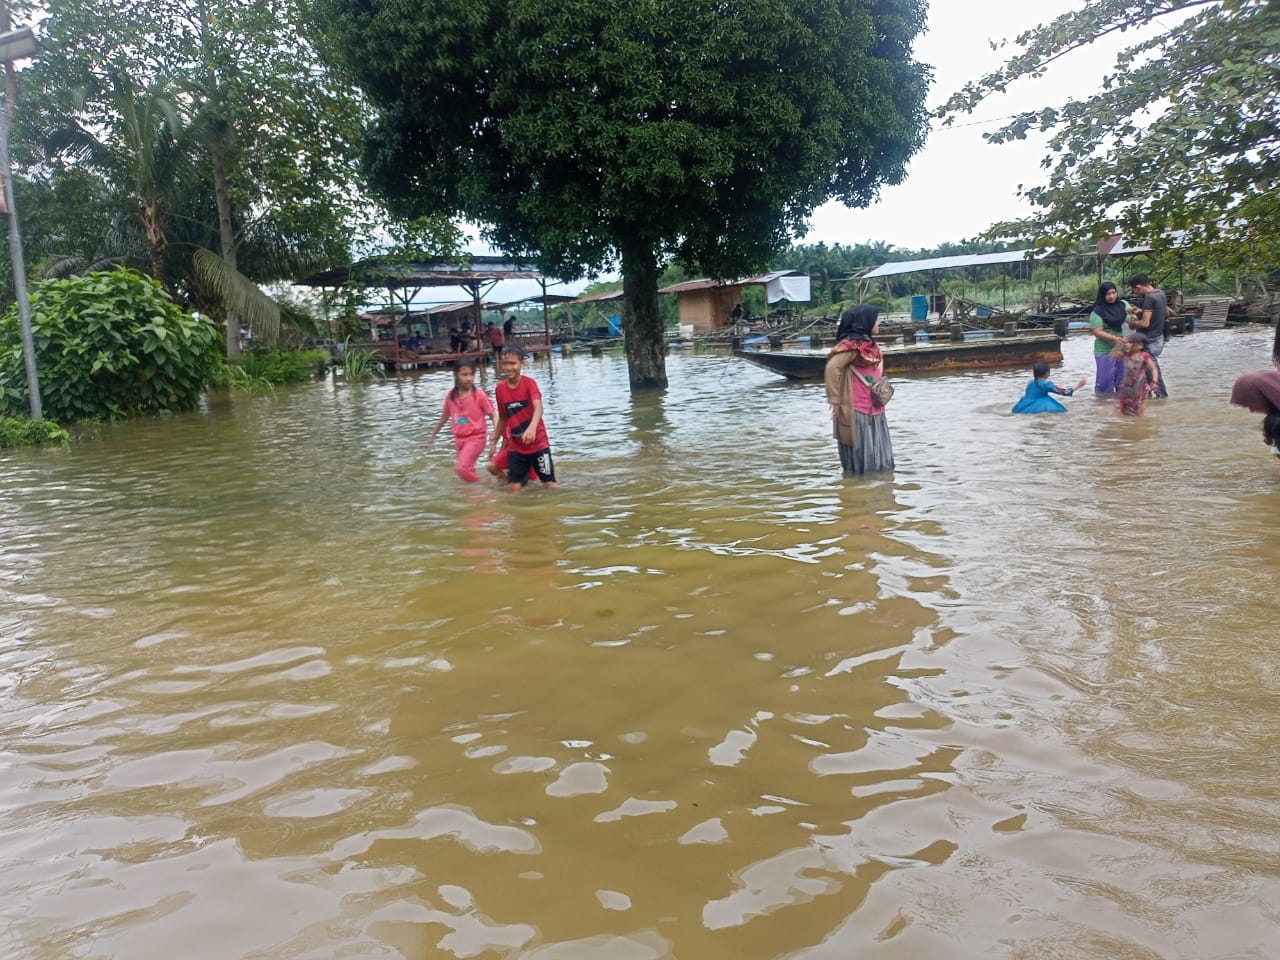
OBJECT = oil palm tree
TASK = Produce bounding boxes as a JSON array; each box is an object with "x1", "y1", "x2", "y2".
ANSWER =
[
  {"x1": 43, "y1": 72, "x2": 302, "y2": 350},
  {"x1": 45, "y1": 72, "x2": 202, "y2": 284}
]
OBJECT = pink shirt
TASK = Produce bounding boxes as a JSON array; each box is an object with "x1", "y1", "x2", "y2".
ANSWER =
[
  {"x1": 850, "y1": 362, "x2": 886, "y2": 415},
  {"x1": 443, "y1": 388, "x2": 494, "y2": 438}
]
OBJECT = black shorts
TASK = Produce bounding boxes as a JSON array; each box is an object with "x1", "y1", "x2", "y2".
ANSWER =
[{"x1": 507, "y1": 447, "x2": 556, "y2": 485}]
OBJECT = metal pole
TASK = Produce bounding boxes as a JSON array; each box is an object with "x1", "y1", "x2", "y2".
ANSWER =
[{"x1": 0, "y1": 22, "x2": 41, "y2": 418}]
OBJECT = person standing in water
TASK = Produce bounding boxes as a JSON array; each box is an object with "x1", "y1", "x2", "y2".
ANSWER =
[
  {"x1": 824, "y1": 305, "x2": 894, "y2": 474},
  {"x1": 1113, "y1": 332, "x2": 1161, "y2": 417},
  {"x1": 1127, "y1": 274, "x2": 1169, "y2": 397},
  {"x1": 489, "y1": 348, "x2": 558, "y2": 491},
  {"x1": 1088, "y1": 282, "x2": 1127, "y2": 392},
  {"x1": 1230, "y1": 368, "x2": 1280, "y2": 460},
  {"x1": 428, "y1": 359, "x2": 497, "y2": 482}
]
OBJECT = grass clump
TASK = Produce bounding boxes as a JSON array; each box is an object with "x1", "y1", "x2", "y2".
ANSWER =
[
  {"x1": 0, "y1": 415, "x2": 70, "y2": 449},
  {"x1": 237, "y1": 348, "x2": 330, "y2": 385}
]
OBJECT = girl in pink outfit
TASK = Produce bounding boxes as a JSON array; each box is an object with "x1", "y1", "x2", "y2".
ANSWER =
[{"x1": 428, "y1": 360, "x2": 497, "y2": 482}]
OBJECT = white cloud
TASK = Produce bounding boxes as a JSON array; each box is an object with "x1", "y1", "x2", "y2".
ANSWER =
[{"x1": 806, "y1": 0, "x2": 1132, "y2": 249}]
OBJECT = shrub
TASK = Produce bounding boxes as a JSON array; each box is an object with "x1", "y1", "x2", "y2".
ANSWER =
[
  {"x1": 340, "y1": 340, "x2": 383, "y2": 382},
  {"x1": 237, "y1": 347, "x2": 329, "y2": 385},
  {"x1": 0, "y1": 268, "x2": 224, "y2": 421},
  {"x1": 0, "y1": 415, "x2": 69, "y2": 449}
]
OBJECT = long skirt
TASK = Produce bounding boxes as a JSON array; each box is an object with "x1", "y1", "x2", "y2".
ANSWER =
[
  {"x1": 838, "y1": 411, "x2": 894, "y2": 474},
  {"x1": 1094, "y1": 354, "x2": 1123, "y2": 393}
]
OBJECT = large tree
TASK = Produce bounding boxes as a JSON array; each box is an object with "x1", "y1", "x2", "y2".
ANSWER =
[
  {"x1": 315, "y1": 0, "x2": 930, "y2": 389},
  {"x1": 941, "y1": 0, "x2": 1280, "y2": 271}
]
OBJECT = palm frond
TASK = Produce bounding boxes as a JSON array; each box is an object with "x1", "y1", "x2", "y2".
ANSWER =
[
  {"x1": 43, "y1": 255, "x2": 88, "y2": 278},
  {"x1": 193, "y1": 247, "x2": 282, "y2": 344}
]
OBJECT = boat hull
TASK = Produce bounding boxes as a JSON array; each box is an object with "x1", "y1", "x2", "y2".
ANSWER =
[{"x1": 734, "y1": 335, "x2": 1063, "y2": 380}]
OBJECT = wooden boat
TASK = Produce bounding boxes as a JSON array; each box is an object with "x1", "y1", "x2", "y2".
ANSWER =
[{"x1": 734, "y1": 333, "x2": 1063, "y2": 380}]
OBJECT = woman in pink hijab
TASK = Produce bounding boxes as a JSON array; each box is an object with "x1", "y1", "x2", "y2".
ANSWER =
[{"x1": 1230, "y1": 368, "x2": 1280, "y2": 458}]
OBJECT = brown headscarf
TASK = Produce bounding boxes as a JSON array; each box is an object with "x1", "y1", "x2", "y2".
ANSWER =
[{"x1": 1230, "y1": 369, "x2": 1280, "y2": 412}]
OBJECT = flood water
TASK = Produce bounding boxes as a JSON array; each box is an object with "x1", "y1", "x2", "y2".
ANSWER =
[{"x1": 3, "y1": 329, "x2": 1279, "y2": 960}]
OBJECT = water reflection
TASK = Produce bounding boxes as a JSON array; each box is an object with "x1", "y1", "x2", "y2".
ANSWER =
[{"x1": 2, "y1": 330, "x2": 1279, "y2": 958}]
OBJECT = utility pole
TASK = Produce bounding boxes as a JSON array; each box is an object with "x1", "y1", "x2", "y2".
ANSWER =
[{"x1": 0, "y1": 8, "x2": 41, "y2": 418}]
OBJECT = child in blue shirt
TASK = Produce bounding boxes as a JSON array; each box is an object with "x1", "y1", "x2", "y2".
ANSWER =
[{"x1": 1012, "y1": 361, "x2": 1086, "y2": 414}]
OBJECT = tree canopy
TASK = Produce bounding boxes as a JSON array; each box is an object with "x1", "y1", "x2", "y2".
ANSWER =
[
  {"x1": 4, "y1": 0, "x2": 455, "y2": 351},
  {"x1": 940, "y1": 0, "x2": 1280, "y2": 271},
  {"x1": 315, "y1": 0, "x2": 931, "y2": 388}
]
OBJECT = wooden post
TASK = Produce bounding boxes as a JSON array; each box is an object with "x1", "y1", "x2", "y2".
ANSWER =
[
  {"x1": 540, "y1": 279, "x2": 551, "y2": 347},
  {"x1": 389, "y1": 285, "x2": 401, "y2": 356}
]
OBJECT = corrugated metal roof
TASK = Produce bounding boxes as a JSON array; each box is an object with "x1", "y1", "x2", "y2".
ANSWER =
[
  {"x1": 861, "y1": 250, "x2": 1038, "y2": 279},
  {"x1": 573, "y1": 289, "x2": 623, "y2": 303},
  {"x1": 497, "y1": 294, "x2": 577, "y2": 308},
  {"x1": 422, "y1": 300, "x2": 499, "y2": 315},
  {"x1": 297, "y1": 256, "x2": 543, "y2": 288},
  {"x1": 657, "y1": 270, "x2": 799, "y2": 295}
]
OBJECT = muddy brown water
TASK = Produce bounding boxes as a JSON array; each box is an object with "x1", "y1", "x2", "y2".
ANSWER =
[{"x1": 2, "y1": 329, "x2": 1278, "y2": 960}]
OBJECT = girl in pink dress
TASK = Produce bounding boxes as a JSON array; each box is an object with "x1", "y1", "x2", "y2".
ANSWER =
[
  {"x1": 428, "y1": 360, "x2": 497, "y2": 481},
  {"x1": 1113, "y1": 332, "x2": 1161, "y2": 417}
]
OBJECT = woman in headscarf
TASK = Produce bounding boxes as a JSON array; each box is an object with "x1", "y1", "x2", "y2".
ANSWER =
[
  {"x1": 824, "y1": 305, "x2": 894, "y2": 474},
  {"x1": 1088, "y1": 282, "x2": 1128, "y2": 392},
  {"x1": 1230, "y1": 368, "x2": 1280, "y2": 460}
]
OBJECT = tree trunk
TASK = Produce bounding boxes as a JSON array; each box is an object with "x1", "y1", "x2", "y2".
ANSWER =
[
  {"x1": 140, "y1": 200, "x2": 167, "y2": 282},
  {"x1": 210, "y1": 135, "x2": 241, "y2": 359},
  {"x1": 619, "y1": 236, "x2": 667, "y2": 390}
]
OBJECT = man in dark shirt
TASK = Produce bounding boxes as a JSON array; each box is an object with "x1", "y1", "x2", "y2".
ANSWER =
[{"x1": 1128, "y1": 274, "x2": 1169, "y2": 397}]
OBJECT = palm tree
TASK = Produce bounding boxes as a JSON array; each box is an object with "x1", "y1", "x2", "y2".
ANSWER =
[
  {"x1": 46, "y1": 72, "x2": 202, "y2": 284},
  {"x1": 43, "y1": 72, "x2": 305, "y2": 350}
]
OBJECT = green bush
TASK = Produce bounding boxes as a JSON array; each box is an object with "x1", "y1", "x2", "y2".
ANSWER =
[
  {"x1": 237, "y1": 347, "x2": 329, "y2": 385},
  {"x1": 0, "y1": 415, "x2": 69, "y2": 449},
  {"x1": 0, "y1": 268, "x2": 224, "y2": 421}
]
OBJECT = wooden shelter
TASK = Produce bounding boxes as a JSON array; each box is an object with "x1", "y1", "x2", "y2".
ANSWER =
[
  {"x1": 297, "y1": 255, "x2": 553, "y2": 356},
  {"x1": 657, "y1": 271, "x2": 810, "y2": 333}
]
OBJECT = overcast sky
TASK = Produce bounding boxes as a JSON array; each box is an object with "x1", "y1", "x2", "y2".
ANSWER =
[
  {"x1": 441, "y1": 0, "x2": 1129, "y2": 304},
  {"x1": 806, "y1": 0, "x2": 1126, "y2": 252}
]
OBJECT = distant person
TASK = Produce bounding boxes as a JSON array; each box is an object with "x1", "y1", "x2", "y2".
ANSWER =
[
  {"x1": 428, "y1": 359, "x2": 497, "y2": 483},
  {"x1": 486, "y1": 320, "x2": 505, "y2": 359},
  {"x1": 448, "y1": 327, "x2": 463, "y2": 352},
  {"x1": 824, "y1": 305, "x2": 893, "y2": 474},
  {"x1": 488, "y1": 348, "x2": 557, "y2": 490},
  {"x1": 730, "y1": 303, "x2": 744, "y2": 326},
  {"x1": 1230, "y1": 368, "x2": 1280, "y2": 460},
  {"x1": 504, "y1": 314, "x2": 516, "y2": 339},
  {"x1": 1088, "y1": 282, "x2": 1127, "y2": 392},
  {"x1": 1127, "y1": 274, "x2": 1169, "y2": 397},
  {"x1": 1011, "y1": 360, "x2": 1086, "y2": 413},
  {"x1": 1113, "y1": 332, "x2": 1161, "y2": 417}
]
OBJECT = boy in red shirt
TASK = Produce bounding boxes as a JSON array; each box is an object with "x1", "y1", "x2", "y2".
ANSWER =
[{"x1": 488, "y1": 349, "x2": 557, "y2": 491}]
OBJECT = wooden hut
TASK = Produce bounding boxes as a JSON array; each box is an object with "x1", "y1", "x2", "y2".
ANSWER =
[{"x1": 658, "y1": 271, "x2": 811, "y2": 333}]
